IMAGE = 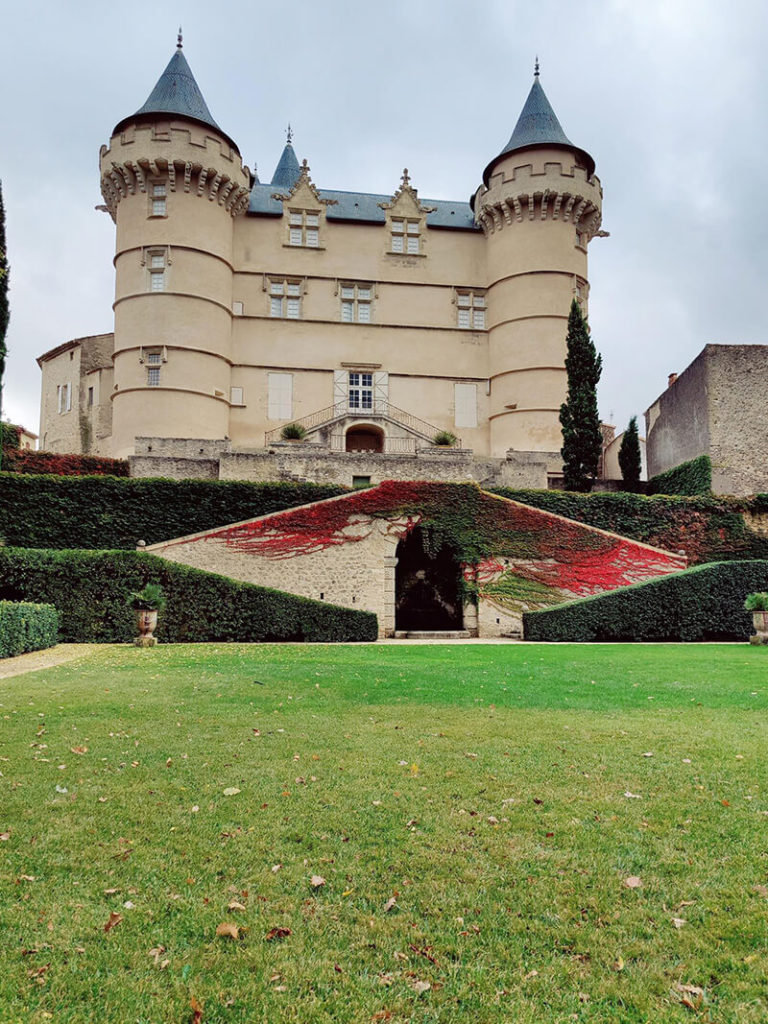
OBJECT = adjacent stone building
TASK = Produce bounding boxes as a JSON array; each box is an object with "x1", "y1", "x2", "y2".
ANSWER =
[
  {"x1": 645, "y1": 344, "x2": 768, "y2": 495},
  {"x1": 38, "y1": 41, "x2": 606, "y2": 488}
]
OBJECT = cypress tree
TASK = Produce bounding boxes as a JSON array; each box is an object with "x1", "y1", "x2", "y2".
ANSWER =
[
  {"x1": 559, "y1": 299, "x2": 603, "y2": 492},
  {"x1": 618, "y1": 415, "x2": 642, "y2": 491},
  {"x1": 0, "y1": 179, "x2": 9, "y2": 471}
]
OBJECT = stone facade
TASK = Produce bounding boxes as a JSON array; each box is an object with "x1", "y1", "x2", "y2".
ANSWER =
[
  {"x1": 146, "y1": 481, "x2": 686, "y2": 638},
  {"x1": 645, "y1": 344, "x2": 768, "y2": 495},
  {"x1": 38, "y1": 43, "x2": 605, "y2": 487},
  {"x1": 36, "y1": 334, "x2": 114, "y2": 455}
]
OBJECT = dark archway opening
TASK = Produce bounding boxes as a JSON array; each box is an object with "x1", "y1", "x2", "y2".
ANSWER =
[
  {"x1": 395, "y1": 525, "x2": 463, "y2": 631},
  {"x1": 345, "y1": 426, "x2": 384, "y2": 453}
]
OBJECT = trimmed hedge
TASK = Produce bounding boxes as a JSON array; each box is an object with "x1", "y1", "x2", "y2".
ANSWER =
[
  {"x1": 0, "y1": 475, "x2": 347, "y2": 549},
  {"x1": 0, "y1": 549, "x2": 377, "y2": 643},
  {"x1": 523, "y1": 560, "x2": 768, "y2": 642},
  {"x1": 493, "y1": 488, "x2": 768, "y2": 565},
  {"x1": 0, "y1": 451, "x2": 130, "y2": 476},
  {"x1": 0, "y1": 601, "x2": 58, "y2": 658},
  {"x1": 647, "y1": 455, "x2": 712, "y2": 496}
]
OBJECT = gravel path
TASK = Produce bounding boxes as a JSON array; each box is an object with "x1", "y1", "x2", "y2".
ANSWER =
[{"x1": 0, "y1": 644, "x2": 112, "y2": 680}]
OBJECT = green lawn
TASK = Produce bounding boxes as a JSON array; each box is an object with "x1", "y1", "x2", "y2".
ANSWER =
[{"x1": 1, "y1": 643, "x2": 767, "y2": 1023}]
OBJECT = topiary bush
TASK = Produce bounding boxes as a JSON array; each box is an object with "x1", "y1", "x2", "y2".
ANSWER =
[
  {"x1": 523, "y1": 560, "x2": 768, "y2": 642},
  {"x1": 647, "y1": 455, "x2": 712, "y2": 496},
  {"x1": 0, "y1": 475, "x2": 347, "y2": 550},
  {"x1": 0, "y1": 549, "x2": 377, "y2": 644},
  {"x1": 0, "y1": 601, "x2": 58, "y2": 658}
]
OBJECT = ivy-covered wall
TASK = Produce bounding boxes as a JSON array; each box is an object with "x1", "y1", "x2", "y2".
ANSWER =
[
  {"x1": 150, "y1": 481, "x2": 686, "y2": 636},
  {"x1": 492, "y1": 488, "x2": 768, "y2": 565},
  {"x1": 647, "y1": 455, "x2": 712, "y2": 496}
]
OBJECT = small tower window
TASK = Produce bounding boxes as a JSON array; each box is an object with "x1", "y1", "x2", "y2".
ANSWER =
[
  {"x1": 288, "y1": 210, "x2": 320, "y2": 247},
  {"x1": 456, "y1": 291, "x2": 486, "y2": 330},
  {"x1": 340, "y1": 284, "x2": 372, "y2": 323},
  {"x1": 148, "y1": 250, "x2": 167, "y2": 292},
  {"x1": 150, "y1": 183, "x2": 167, "y2": 217},
  {"x1": 146, "y1": 351, "x2": 162, "y2": 387},
  {"x1": 391, "y1": 218, "x2": 420, "y2": 254}
]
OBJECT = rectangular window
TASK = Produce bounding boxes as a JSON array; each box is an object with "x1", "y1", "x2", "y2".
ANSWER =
[
  {"x1": 230, "y1": 386, "x2": 244, "y2": 406},
  {"x1": 57, "y1": 383, "x2": 71, "y2": 414},
  {"x1": 145, "y1": 351, "x2": 162, "y2": 366},
  {"x1": 287, "y1": 210, "x2": 321, "y2": 247},
  {"x1": 268, "y1": 372, "x2": 293, "y2": 420},
  {"x1": 87, "y1": 386, "x2": 94, "y2": 408},
  {"x1": 348, "y1": 372, "x2": 373, "y2": 411},
  {"x1": 147, "y1": 367, "x2": 161, "y2": 387},
  {"x1": 148, "y1": 250, "x2": 166, "y2": 292},
  {"x1": 454, "y1": 382, "x2": 478, "y2": 429},
  {"x1": 457, "y1": 290, "x2": 486, "y2": 330},
  {"x1": 391, "y1": 218, "x2": 420, "y2": 255},
  {"x1": 150, "y1": 183, "x2": 166, "y2": 217},
  {"x1": 339, "y1": 283, "x2": 373, "y2": 323},
  {"x1": 269, "y1": 279, "x2": 302, "y2": 319}
]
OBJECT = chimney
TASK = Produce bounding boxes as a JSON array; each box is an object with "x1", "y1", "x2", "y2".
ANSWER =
[{"x1": 668, "y1": 372, "x2": 678, "y2": 387}]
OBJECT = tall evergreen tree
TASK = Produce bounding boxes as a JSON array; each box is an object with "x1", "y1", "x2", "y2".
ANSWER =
[
  {"x1": 618, "y1": 415, "x2": 642, "y2": 491},
  {"x1": 559, "y1": 298, "x2": 603, "y2": 492},
  {"x1": 0, "y1": 179, "x2": 9, "y2": 472}
]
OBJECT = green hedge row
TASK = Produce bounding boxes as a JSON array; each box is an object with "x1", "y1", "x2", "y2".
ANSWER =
[
  {"x1": 647, "y1": 454, "x2": 712, "y2": 496},
  {"x1": 523, "y1": 560, "x2": 768, "y2": 642},
  {"x1": 0, "y1": 601, "x2": 59, "y2": 658},
  {"x1": 493, "y1": 488, "x2": 768, "y2": 565},
  {"x1": 0, "y1": 475, "x2": 347, "y2": 549},
  {"x1": 0, "y1": 549, "x2": 377, "y2": 643}
]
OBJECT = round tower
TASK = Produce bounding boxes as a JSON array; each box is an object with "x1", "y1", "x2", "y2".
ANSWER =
[
  {"x1": 99, "y1": 35, "x2": 251, "y2": 457},
  {"x1": 473, "y1": 66, "x2": 603, "y2": 463}
]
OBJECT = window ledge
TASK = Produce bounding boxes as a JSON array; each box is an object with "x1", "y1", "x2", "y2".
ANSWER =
[{"x1": 283, "y1": 243, "x2": 326, "y2": 251}]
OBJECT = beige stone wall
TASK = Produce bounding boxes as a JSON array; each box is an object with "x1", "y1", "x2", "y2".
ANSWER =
[{"x1": 38, "y1": 334, "x2": 114, "y2": 454}]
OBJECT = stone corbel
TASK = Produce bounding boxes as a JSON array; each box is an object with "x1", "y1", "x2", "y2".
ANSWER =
[
  {"x1": 167, "y1": 161, "x2": 177, "y2": 192},
  {"x1": 511, "y1": 196, "x2": 523, "y2": 222},
  {"x1": 218, "y1": 180, "x2": 235, "y2": 206},
  {"x1": 196, "y1": 168, "x2": 209, "y2": 197},
  {"x1": 562, "y1": 195, "x2": 577, "y2": 222},
  {"x1": 527, "y1": 194, "x2": 535, "y2": 220},
  {"x1": 552, "y1": 193, "x2": 563, "y2": 219},
  {"x1": 540, "y1": 189, "x2": 551, "y2": 220},
  {"x1": 183, "y1": 163, "x2": 193, "y2": 193}
]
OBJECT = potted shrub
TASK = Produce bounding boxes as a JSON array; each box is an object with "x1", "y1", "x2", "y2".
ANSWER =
[
  {"x1": 744, "y1": 592, "x2": 768, "y2": 645},
  {"x1": 432, "y1": 430, "x2": 458, "y2": 448},
  {"x1": 280, "y1": 422, "x2": 308, "y2": 441},
  {"x1": 127, "y1": 583, "x2": 166, "y2": 647}
]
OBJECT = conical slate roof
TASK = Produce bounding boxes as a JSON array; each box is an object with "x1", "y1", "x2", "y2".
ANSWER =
[
  {"x1": 482, "y1": 73, "x2": 594, "y2": 184},
  {"x1": 271, "y1": 143, "x2": 301, "y2": 190},
  {"x1": 112, "y1": 45, "x2": 239, "y2": 153}
]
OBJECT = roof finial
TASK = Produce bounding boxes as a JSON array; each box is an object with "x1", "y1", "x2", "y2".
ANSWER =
[
  {"x1": 286, "y1": 123, "x2": 293, "y2": 145},
  {"x1": 177, "y1": 26, "x2": 183, "y2": 49},
  {"x1": 401, "y1": 167, "x2": 411, "y2": 186},
  {"x1": 534, "y1": 55, "x2": 540, "y2": 77}
]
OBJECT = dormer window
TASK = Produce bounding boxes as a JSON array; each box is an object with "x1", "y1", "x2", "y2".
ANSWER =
[
  {"x1": 288, "y1": 210, "x2": 320, "y2": 247},
  {"x1": 391, "y1": 218, "x2": 420, "y2": 255}
]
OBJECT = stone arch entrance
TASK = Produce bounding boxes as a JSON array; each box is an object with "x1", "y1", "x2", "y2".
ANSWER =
[
  {"x1": 345, "y1": 425, "x2": 384, "y2": 453},
  {"x1": 395, "y1": 525, "x2": 464, "y2": 632}
]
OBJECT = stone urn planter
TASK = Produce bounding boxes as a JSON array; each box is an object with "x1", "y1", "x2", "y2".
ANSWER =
[
  {"x1": 127, "y1": 583, "x2": 166, "y2": 648},
  {"x1": 750, "y1": 610, "x2": 768, "y2": 645},
  {"x1": 744, "y1": 592, "x2": 768, "y2": 645}
]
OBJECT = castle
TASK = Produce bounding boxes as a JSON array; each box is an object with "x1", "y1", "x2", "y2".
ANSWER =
[{"x1": 38, "y1": 40, "x2": 605, "y2": 489}]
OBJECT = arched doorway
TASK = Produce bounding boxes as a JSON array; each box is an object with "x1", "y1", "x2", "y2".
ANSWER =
[
  {"x1": 345, "y1": 425, "x2": 384, "y2": 453},
  {"x1": 395, "y1": 525, "x2": 463, "y2": 631}
]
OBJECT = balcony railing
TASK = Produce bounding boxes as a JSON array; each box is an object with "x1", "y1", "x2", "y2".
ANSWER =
[
  {"x1": 264, "y1": 400, "x2": 461, "y2": 448},
  {"x1": 330, "y1": 434, "x2": 417, "y2": 455}
]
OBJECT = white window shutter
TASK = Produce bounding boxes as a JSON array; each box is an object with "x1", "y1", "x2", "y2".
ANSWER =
[
  {"x1": 268, "y1": 373, "x2": 293, "y2": 420},
  {"x1": 454, "y1": 383, "x2": 477, "y2": 428},
  {"x1": 333, "y1": 370, "x2": 347, "y2": 413},
  {"x1": 373, "y1": 371, "x2": 388, "y2": 413}
]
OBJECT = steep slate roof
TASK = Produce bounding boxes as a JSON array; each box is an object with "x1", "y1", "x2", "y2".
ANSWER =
[
  {"x1": 112, "y1": 46, "x2": 240, "y2": 154},
  {"x1": 482, "y1": 74, "x2": 595, "y2": 184},
  {"x1": 271, "y1": 143, "x2": 302, "y2": 190},
  {"x1": 248, "y1": 178, "x2": 477, "y2": 230}
]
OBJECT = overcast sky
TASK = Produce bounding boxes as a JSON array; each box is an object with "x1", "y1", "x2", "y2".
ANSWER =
[{"x1": 1, "y1": 0, "x2": 767, "y2": 440}]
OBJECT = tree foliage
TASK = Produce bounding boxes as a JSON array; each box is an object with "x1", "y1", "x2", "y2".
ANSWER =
[
  {"x1": 559, "y1": 299, "x2": 603, "y2": 492},
  {"x1": 0, "y1": 178, "x2": 8, "y2": 381},
  {"x1": 618, "y1": 416, "x2": 642, "y2": 490}
]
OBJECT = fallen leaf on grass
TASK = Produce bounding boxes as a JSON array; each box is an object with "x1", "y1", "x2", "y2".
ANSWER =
[
  {"x1": 578, "y1": 992, "x2": 590, "y2": 1003},
  {"x1": 271, "y1": 864, "x2": 282, "y2": 873},
  {"x1": 384, "y1": 897, "x2": 397, "y2": 913},
  {"x1": 103, "y1": 911, "x2": 123, "y2": 933},
  {"x1": 103, "y1": 888, "x2": 119, "y2": 895},
  {"x1": 17, "y1": 875, "x2": 36, "y2": 882},
  {"x1": 672, "y1": 982, "x2": 707, "y2": 1010},
  {"x1": 672, "y1": 918, "x2": 686, "y2": 928},
  {"x1": 215, "y1": 922, "x2": 240, "y2": 940},
  {"x1": 265, "y1": 927, "x2": 291, "y2": 941},
  {"x1": 70, "y1": 746, "x2": 88, "y2": 755},
  {"x1": 371, "y1": 1012, "x2": 392, "y2": 1022},
  {"x1": 310, "y1": 875, "x2": 326, "y2": 889},
  {"x1": 409, "y1": 944, "x2": 438, "y2": 964},
  {"x1": 222, "y1": 787, "x2": 241, "y2": 797},
  {"x1": 0, "y1": 831, "x2": 10, "y2": 841},
  {"x1": 524, "y1": 969, "x2": 538, "y2": 980},
  {"x1": 409, "y1": 980, "x2": 431, "y2": 995},
  {"x1": 624, "y1": 792, "x2": 642, "y2": 799},
  {"x1": 190, "y1": 995, "x2": 203, "y2": 1023},
  {"x1": 752, "y1": 884, "x2": 768, "y2": 898},
  {"x1": 613, "y1": 957, "x2": 625, "y2": 972},
  {"x1": 624, "y1": 876, "x2": 642, "y2": 889},
  {"x1": 228, "y1": 900, "x2": 246, "y2": 912},
  {"x1": 378, "y1": 974, "x2": 395, "y2": 987}
]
